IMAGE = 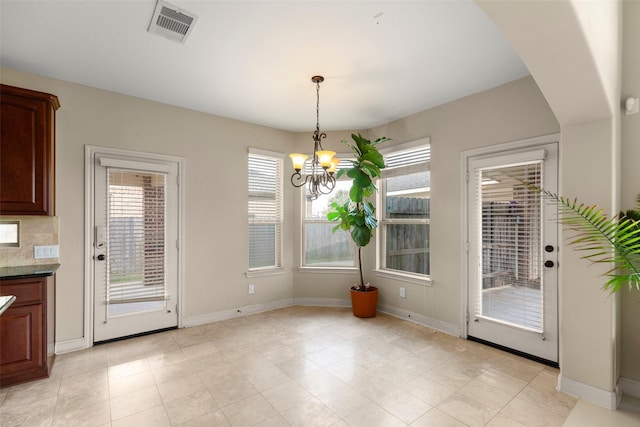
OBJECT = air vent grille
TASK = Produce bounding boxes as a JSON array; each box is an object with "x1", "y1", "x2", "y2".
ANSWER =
[{"x1": 148, "y1": 0, "x2": 198, "y2": 44}]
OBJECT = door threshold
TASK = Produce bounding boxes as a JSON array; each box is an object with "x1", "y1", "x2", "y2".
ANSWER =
[
  {"x1": 94, "y1": 326, "x2": 177, "y2": 345},
  {"x1": 468, "y1": 335, "x2": 559, "y2": 368}
]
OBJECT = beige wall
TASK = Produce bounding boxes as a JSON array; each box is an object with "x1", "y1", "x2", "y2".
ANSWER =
[
  {"x1": 621, "y1": 0, "x2": 640, "y2": 384},
  {"x1": 0, "y1": 67, "x2": 296, "y2": 342}
]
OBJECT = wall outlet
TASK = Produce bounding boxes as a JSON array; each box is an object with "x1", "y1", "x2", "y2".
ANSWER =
[
  {"x1": 34, "y1": 245, "x2": 59, "y2": 259},
  {"x1": 400, "y1": 287, "x2": 406, "y2": 298},
  {"x1": 248, "y1": 284, "x2": 255, "y2": 295}
]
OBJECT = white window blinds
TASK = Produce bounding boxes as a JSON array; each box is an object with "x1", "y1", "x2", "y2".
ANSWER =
[
  {"x1": 248, "y1": 150, "x2": 283, "y2": 270},
  {"x1": 474, "y1": 162, "x2": 543, "y2": 332},
  {"x1": 107, "y1": 169, "x2": 168, "y2": 304}
]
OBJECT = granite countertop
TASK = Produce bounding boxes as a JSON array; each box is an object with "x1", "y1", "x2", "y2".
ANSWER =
[{"x1": 0, "y1": 264, "x2": 60, "y2": 280}]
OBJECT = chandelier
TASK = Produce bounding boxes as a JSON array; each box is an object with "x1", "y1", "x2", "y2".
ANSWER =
[{"x1": 289, "y1": 75, "x2": 338, "y2": 199}]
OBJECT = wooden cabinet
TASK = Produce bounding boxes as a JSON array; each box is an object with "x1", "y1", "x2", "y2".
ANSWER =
[
  {"x1": 0, "y1": 84, "x2": 60, "y2": 215},
  {"x1": 0, "y1": 275, "x2": 55, "y2": 387}
]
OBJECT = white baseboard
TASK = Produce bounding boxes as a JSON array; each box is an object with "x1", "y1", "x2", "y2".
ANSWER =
[
  {"x1": 558, "y1": 374, "x2": 621, "y2": 410},
  {"x1": 55, "y1": 337, "x2": 89, "y2": 354},
  {"x1": 183, "y1": 298, "x2": 294, "y2": 327},
  {"x1": 293, "y1": 297, "x2": 350, "y2": 308},
  {"x1": 621, "y1": 377, "x2": 640, "y2": 400},
  {"x1": 378, "y1": 303, "x2": 461, "y2": 337}
]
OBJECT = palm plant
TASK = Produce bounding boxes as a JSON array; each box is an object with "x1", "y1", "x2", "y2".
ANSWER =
[
  {"x1": 327, "y1": 133, "x2": 390, "y2": 290},
  {"x1": 530, "y1": 186, "x2": 640, "y2": 293}
]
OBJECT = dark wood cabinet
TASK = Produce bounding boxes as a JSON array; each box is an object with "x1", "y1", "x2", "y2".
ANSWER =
[
  {"x1": 0, "y1": 275, "x2": 55, "y2": 387},
  {"x1": 0, "y1": 84, "x2": 60, "y2": 215}
]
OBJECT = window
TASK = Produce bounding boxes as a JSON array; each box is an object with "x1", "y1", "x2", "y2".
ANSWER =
[
  {"x1": 248, "y1": 149, "x2": 283, "y2": 272},
  {"x1": 379, "y1": 140, "x2": 430, "y2": 278},
  {"x1": 302, "y1": 157, "x2": 356, "y2": 268}
]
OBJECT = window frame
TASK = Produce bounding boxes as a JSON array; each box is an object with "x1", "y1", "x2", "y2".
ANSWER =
[
  {"x1": 298, "y1": 153, "x2": 359, "y2": 272},
  {"x1": 376, "y1": 138, "x2": 432, "y2": 285},
  {"x1": 247, "y1": 148, "x2": 285, "y2": 277}
]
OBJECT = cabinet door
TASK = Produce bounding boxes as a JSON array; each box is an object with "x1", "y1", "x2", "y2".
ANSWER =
[
  {"x1": 0, "y1": 303, "x2": 45, "y2": 381},
  {"x1": 0, "y1": 85, "x2": 59, "y2": 215}
]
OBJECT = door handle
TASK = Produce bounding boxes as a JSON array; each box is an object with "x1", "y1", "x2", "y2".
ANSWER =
[
  {"x1": 95, "y1": 254, "x2": 106, "y2": 261},
  {"x1": 544, "y1": 260, "x2": 554, "y2": 268}
]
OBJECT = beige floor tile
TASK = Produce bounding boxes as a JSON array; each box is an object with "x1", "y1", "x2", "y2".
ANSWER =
[
  {"x1": 254, "y1": 413, "x2": 291, "y2": 426},
  {"x1": 296, "y1": 369, "x2": 347, "y2": 396},
  {"x1": 423, "y1": 357, "x2": 485, "y2": 389},
  {"x1": 262, "y1": 380, "x2": 314, "y2": 412},
  {"x1": 343, "y1": 402, "x2": 406, "y2": 427},
  {"x1": 111, "y1": 404, "x2": 171, "y2": 427},
  {"x1": 146, "y1": 348, "x2": 188, "y2": 369},
  {"x1": 0, "y1": 395, "x2": 57, "y2": 427},
  {"x1": 157, "y1": 372, "x2": 206, "y2": 403},
  {"x1": 245, "y1": 365, "x2": 293, "y2": 392},
  {"x1": 110, "y1": 385, "x2": 163, "y2": 420},
  {"x1": 61, "y1": 356, "x2": 108, "y2": 378},
  {"x1": 406, "y1": 374, "x2": 457, "y2": 406},
  {"x1": 174, "y1": 409, "x2": 231, "y2": 427},
  {"x1": 220, "y1": 394, "x2": 278, "y2": 426},
  {"x1": 208, "y1": 378, "x2": 259, "y2": 408},
  {"x1": 373, "y1": 390, "x2": 432, "y2": 423},
  {"x1": 410, "y1": 408, "x2": 467, "y2": 427},
  {"x1": 198, "y1": 362, "x2": 245, "y2": 389},
  {"x1": 499, "y1": 396, "x2": 566, "y2": 427},
  {"x1": 437, "y1": 392, "x2": 500, "y2": 427},
  {"x1": 109, "y1": 370, "x2": 157, "y2": 398},
  {"x1": 1, "y1": 375, "x2": 61, "y2": 407},
  {"x1": 108, "y1": 357, "x2": 150, "y2": 379},
  {"x1": 305, "y1": 347, "x2": 346, "y2": 368},
  {"x1": 276, "y1": 356, "x2": 322, "y2": 379},
  {"x1": 317, "y1": 382, "x2": 371, "y2": 418},
  {"x1": 231, "y1": 354, "x2": 276, "y2": 375},
  {"x1": 475, "y1": 368, "x2": 529, "y2": 396},
  {"x1": 53, "y1": 398, "x2": 111, "y2": 427},
  {"x1": 492, "y1": 354, "x2": 544, "y2": 383},
  {"x1": 152, "y1": 358, "x2": 199, "y2": 384},
  {"x1": 458, "y1": 377, "x2": 517, "y2": 410},
  {"x1": 280, "y1": 398, "x2": 340, "y2": 427},
  {"x1": 181, "y1": 341, "x2": 219, "y2": 359},
  {"x1": 563, "y1": 397, "x2": 640, "y2": 427},
  {"x1": 164, "y1": 389, "x2": 219, "y2": 425},
  {"x1": 485, "y1": 413, "x2": 528, "y2": 427},
  {"x1": 518, "y1": 382, "x2": 577, "y2": 417}
]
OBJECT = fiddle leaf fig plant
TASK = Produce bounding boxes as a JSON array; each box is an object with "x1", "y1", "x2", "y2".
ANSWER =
[
  {"x1": 327, "y1": 133, "x2": 391, "y2": 290},
  {"x1": 528, "y1": 185, "x2": 640, "y2": 293}
]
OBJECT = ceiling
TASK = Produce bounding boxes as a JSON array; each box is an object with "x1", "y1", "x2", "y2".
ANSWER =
[{"x1": 0, "y1": 1, "x2": 529, "y2": 132}]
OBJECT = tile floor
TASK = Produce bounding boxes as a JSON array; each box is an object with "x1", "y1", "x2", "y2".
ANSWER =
[{"x1": 0, "y1": 306, "x2": 638, "y2": 426}]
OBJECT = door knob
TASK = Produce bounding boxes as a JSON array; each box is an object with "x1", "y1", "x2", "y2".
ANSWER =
[
  {"x1": 544, "y1": 260, "x2": 554, "y2": 268},
  {"x1": 95, "y1": 254, "x2": 106, "y2": 261}
]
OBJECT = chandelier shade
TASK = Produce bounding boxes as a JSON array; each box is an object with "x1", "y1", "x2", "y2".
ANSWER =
[{"x1": 289, "y1": 75, "x2": 337, "y2": 199}]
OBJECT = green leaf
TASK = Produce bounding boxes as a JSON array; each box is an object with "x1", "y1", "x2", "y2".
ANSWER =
[
  {"x1": 349, "y1": 183, "x2": 364, "y2": 203},
  {"x1": 363, "y1": 151, "x2": 385, "y2": 169},
  {"x1": 351, "y1": 226, "x2": 372, "y2": 247}
]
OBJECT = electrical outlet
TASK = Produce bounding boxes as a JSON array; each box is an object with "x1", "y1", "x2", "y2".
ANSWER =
[
  {"x1": 248, "y1": 284, "x2": 255, "y2": 295},
  {"x1": 400, "y1": 287, "x2": 406, "y2": 298},
  {"x1": 34, "y1": 245, "x2": 59, "y2": 259}
]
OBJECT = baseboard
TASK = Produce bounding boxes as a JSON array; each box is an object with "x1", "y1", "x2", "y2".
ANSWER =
[
  {"x1": 378, "y1": 303, "x2": 461, "y2": 337},
  {"x1": 558, "y1": 374, "x2": 621, "y2": 410},
  {"x1": 183, "y1": 298, "x2": 294, "y2": 327},
  {"x1": 293, "y1": 297, "x2": 350, "y2": 308},
  {"x1": 55, "y1": 337, "x2": 89, "y2": 354},
  {"x1": 621, "y1": 377, "x2": 640, "y2": 400}
]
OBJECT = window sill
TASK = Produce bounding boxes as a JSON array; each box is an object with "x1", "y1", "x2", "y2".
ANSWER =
[
  {"x1": 297, "y1": 266, "x2": 358, "y2": 274},
  {"x1": 245, "y1": 268, "x2": 285, "y2": 278},
  {"x1": 374, "y1": 269, "x2": 432, "y2": 286}
]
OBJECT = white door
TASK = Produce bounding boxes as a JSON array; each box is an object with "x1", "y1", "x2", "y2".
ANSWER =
[
  {"x1": 93, "y1": 153, "x2": 179, "y2": 342},
  {"x1": 467, "y1": 143, "x2": 558, "y2": 363}
]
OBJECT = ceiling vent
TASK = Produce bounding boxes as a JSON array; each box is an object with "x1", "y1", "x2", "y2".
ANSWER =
[{"x1": 148, "y1": 0, "x2": 198, "y2": 44}]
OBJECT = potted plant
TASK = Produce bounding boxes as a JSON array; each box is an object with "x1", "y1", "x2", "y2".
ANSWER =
[
  {"x1": 327, "y1": 133, "x2": 391, "y2": 317},
  {"x1": 528, "y1": 186, "x2": 640, "y2": 293}
]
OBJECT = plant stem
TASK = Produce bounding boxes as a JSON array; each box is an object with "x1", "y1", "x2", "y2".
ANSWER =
[{"x1": 357, "y1": 246, "x2": 365, "y2": 289}]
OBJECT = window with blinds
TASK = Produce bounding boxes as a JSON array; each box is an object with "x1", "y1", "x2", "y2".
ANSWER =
[
  {"x1": 248, "y1": 150, "x2": 283, "y2": 270},
  {"x1": 475, "y1": 162, "x2": 543, "y2": 331},
  {"x1": 107, "y1": 169, "x2": 167, "y2": 304},
  {"x1": 380, "y1": 144, "x2": 430, "y2": 277}
]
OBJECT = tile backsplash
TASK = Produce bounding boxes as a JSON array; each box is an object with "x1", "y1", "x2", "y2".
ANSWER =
[{"x1": 0, "y1": 216, "x2": 59, "y2": 267}]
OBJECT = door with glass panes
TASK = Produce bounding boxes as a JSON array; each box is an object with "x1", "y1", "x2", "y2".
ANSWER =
[
  {"x1": 467, "y1": 143, "x2": 558, "y2": 363},
  {"x1": 93, "y1": 154, "x2": 179, "y2": 342}
]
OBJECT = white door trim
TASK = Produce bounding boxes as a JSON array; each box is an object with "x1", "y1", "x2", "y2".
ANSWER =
[
  {"x1": 84, "y1": 145, "x2": 185, "y2": 348},
  {"x1": 460, "y1": 133, "x2": 560, "y2": 339}
]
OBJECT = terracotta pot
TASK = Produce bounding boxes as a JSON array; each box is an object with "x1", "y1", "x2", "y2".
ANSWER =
[{"x1": 350, "y1": 286, "x2": 378, "y2": 318}]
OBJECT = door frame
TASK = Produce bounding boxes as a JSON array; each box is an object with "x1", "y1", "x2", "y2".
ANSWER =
[
  {"x1": 84, "y1": 145, "x2": 185, "y2": 348},
  {"x1": 460, "y1": 133, "x2": 560, "y2": 341}
]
